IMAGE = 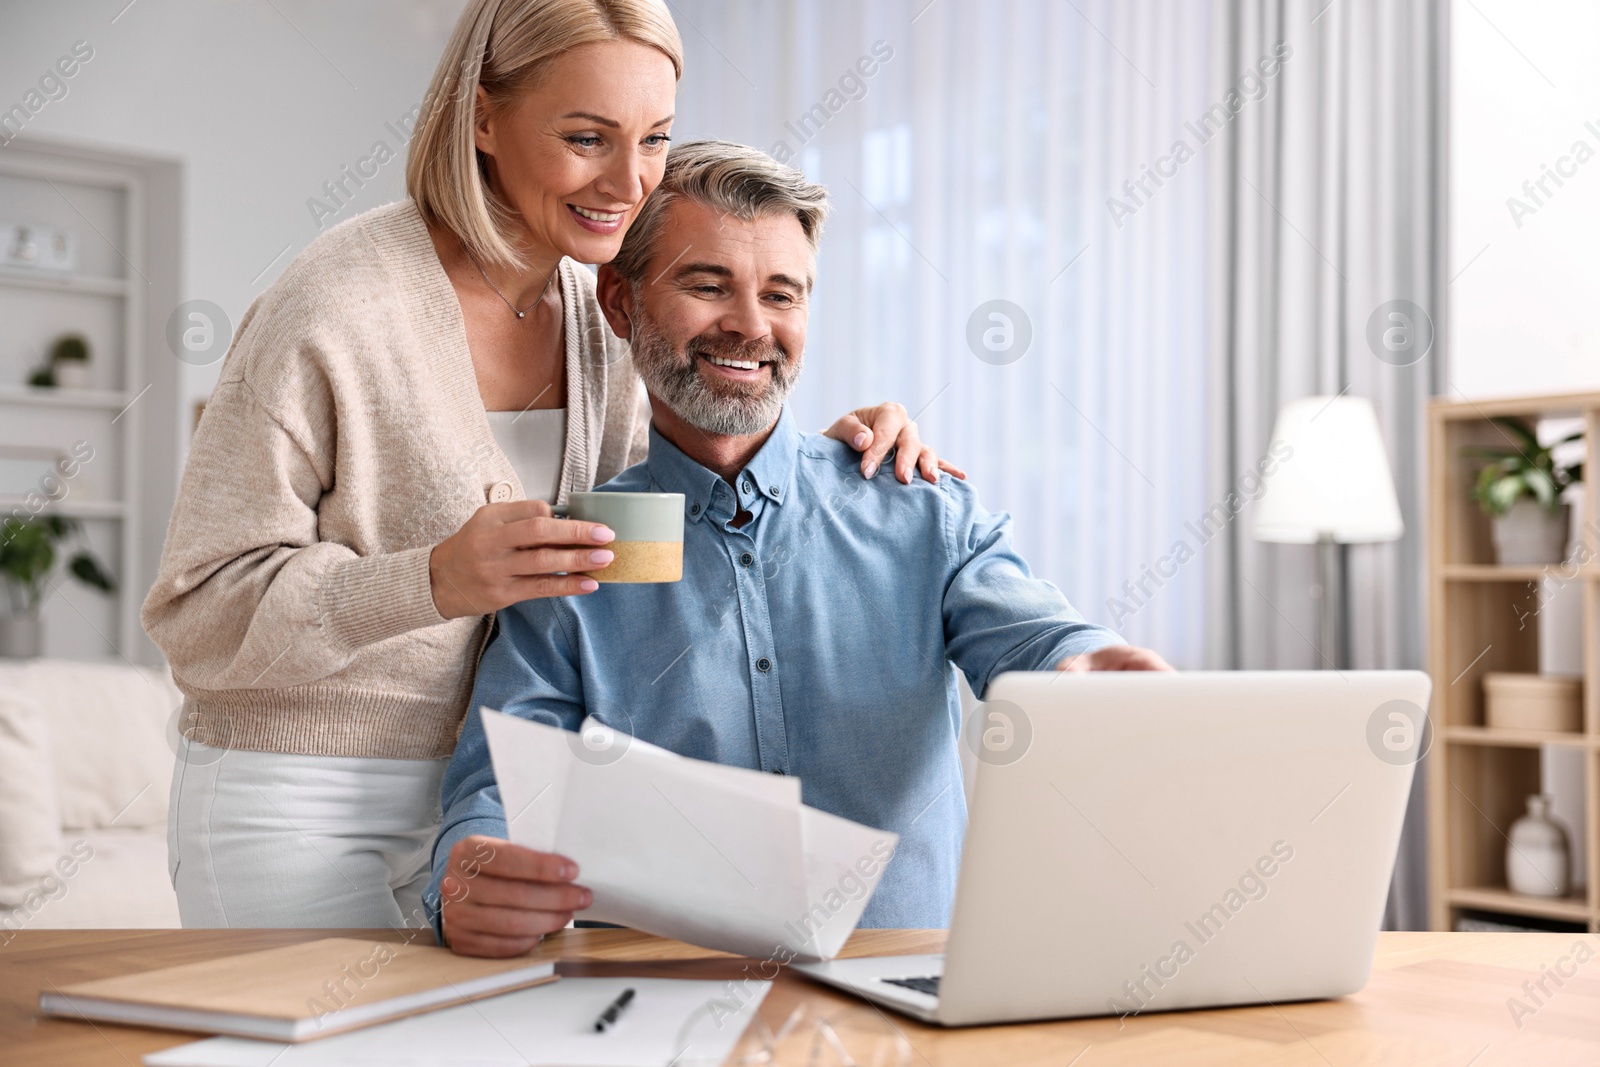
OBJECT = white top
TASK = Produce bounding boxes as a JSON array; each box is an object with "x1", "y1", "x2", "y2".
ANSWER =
[{"x1": 485, "y1": 408, "x2": 567, "y2": 505}]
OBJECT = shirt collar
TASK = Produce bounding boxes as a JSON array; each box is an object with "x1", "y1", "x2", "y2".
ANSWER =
[{"x1": 646, "y1": 408, "x2": 801, "y2": 525}]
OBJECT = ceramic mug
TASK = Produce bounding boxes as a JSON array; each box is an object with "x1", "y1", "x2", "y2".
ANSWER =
[{"x1": 553, "y1": 492, "x2": 685, "y2": 583}]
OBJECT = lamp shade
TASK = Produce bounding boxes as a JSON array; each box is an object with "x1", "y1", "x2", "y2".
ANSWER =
[{"x1": 1252, "y1": 395, "x2": 1404, "y2": 544}]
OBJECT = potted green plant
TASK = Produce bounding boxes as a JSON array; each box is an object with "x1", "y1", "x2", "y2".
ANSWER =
[
  {"x1": 0, "y1": 515, "x2": 116, "y2": 658},
  {"x1": 49, "y1": 333, "x2": 92, "y2": 389},
  {"x1": 1466, "y1": 417, "x2": 1583, "y2": 565}
]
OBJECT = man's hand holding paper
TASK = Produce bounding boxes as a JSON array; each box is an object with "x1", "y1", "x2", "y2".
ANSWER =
[
  {"x1": 437, "y1": 834, "x2": 592, "y2": 960},
  {"x1": 446, "y1": 711, "x2": 897, "y2": 961}
]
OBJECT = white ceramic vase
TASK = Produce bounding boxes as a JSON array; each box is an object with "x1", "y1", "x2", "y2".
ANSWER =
[
  {"x1": 1506, "y1": 794, "x2": 1570, "y2": 898},
  {"x1": 51, "y1": 360, "x2": 91, "y2": 389},
  {"x1": 0, "y1": 612, "x2": 42, "y2": 658},
  {"x1": 1490, "y1": 499, "x2": 1570, "y2": 565}
]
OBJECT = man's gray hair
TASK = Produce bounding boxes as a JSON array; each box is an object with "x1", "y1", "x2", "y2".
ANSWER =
[{"x1": 609, "y1": 139, "x2": 830, "y2": 285}]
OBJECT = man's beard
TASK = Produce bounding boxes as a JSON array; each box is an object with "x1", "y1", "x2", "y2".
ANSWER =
[{"x1": 629, "y1": 313, "x2": 801, "y2": 437}]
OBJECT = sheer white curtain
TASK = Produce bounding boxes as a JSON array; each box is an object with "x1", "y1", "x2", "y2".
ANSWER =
[
  {"x1": 668, "y1": 0, "x2": 1215, "y2": 665},
  {"x1": 1204, "y1": 0, "x2": 1448, "y2": 928}
]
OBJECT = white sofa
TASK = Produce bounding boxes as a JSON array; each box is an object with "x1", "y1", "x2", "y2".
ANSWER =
[{"x1": 0, "y1": 657, "x2": 182, "y2": 932}]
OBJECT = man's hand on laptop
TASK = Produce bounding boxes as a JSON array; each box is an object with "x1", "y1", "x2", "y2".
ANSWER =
[
  {"x1": 1055, "y1": 645, "x2": 1174, "y2": 672},
  {"x1": 439, "y1": 835, "x2": 592, "y2": 957}
]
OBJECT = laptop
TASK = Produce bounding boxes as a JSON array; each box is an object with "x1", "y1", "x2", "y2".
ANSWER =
[{"x1": 792, "y1": 669, "x2": 1431, "y2": 1026}]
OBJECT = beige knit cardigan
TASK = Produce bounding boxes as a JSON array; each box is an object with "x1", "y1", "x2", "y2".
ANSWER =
[{"x1": 142, "y1": 199, "x2": 648, "y2": 759}]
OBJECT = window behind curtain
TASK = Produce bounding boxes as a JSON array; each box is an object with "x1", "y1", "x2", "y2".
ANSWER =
[{"x1": 668, "y1": 0, "x2": 1213, "y2": 666}]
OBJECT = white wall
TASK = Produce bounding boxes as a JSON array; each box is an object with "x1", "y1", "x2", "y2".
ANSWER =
[
  {"x1": 1451, "y1": 0, "x2": 1600, "y2": 399},
  {"x1": 0, "y1": 0, "x2": 470, "y2": 451}
]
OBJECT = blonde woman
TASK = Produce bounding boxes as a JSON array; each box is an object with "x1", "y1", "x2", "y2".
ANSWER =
[{"x1": 143, "y1": 0, "x2": 960, "y2": 930}]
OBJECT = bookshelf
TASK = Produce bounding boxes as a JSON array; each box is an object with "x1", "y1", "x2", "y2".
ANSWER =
[
  {"x1": 0, "y1": 138, "x2": 182, "y2": 665},
  {"x1": 1426, "y1": 390, "x2": 1600, "y2": 934}
]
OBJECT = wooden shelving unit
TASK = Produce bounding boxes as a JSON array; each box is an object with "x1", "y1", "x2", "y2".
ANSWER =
[{"x1": 1427, "y1": 390, "x2": 1600, "y2": 934}]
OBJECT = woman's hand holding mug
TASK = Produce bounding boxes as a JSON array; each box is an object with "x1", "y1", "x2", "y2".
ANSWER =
[{"x1": 429, "y1": 501, "x2": 617, "y2": 619}]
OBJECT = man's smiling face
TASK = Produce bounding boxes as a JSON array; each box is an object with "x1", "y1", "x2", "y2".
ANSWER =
[{"x1": 623, "y1": 198, "x2": 813, "y2": 436}]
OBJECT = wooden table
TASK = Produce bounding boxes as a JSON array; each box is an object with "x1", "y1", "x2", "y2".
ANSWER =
[{"x1": 3, "y1": 928, "x2": 1598, "y2": 1065}]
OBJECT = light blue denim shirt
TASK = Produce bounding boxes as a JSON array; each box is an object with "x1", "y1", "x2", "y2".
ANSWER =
[{"x1": 428, "y1": 408, "x2": 1122, "y2": 935}]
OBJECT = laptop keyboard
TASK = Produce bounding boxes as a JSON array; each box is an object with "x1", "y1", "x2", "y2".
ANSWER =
[{"x1": 883, "y1": 975, "x2": 941, "y2": 997}]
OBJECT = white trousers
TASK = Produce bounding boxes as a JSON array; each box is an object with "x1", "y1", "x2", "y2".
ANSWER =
[{"x1": 168, "y1": 737, "x2": 448, "y2": 930}]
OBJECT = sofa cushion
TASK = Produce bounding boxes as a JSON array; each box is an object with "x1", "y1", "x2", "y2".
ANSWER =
[
  {"x1": 0, "y1": 687, "x2": 64, "y2": 907},
  {"x1": 1, "y1": 829, "x2": 179, "y2": 931},
  {"x1": 0, "y1": 659, "x2": 181, "y2": 831}
]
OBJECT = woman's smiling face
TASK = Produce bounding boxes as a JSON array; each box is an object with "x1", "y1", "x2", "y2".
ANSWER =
[{"x1": 474, "y1": 38, "x2": 677, "y2": 266}]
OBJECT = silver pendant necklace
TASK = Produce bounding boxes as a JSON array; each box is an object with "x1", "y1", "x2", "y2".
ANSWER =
[{"x1": 466, "y1": 249, "x2": 558, "y2": 320}]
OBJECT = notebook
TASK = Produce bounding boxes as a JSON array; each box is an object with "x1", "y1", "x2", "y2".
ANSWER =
[{"x1": 39, "y1": 937, "x2": 557, "y2": 1042}]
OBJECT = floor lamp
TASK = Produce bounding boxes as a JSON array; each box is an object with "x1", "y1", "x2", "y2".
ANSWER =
[{"x1": 1252, "y1": 397, "x2": 1404, "y2": 670}]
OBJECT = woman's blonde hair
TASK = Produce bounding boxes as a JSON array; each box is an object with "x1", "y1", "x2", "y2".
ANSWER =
[{"x1": 407, "y1": 0, "x2": 683, "y2": 274}]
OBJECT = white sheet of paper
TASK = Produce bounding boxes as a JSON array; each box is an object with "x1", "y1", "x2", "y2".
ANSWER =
[
  {"x1": 142, "y1": 977, "x2": 767, "y2": 1067},
  {"x1": 482, "y1": 710, "x2": 897, "y2": 960}
]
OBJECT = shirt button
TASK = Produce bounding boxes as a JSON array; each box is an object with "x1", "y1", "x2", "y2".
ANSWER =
[
  {"x1": 769, "y1": 768, "x2": 786, "y2": 775},
  {"x1": 487, "y1": 481, "x2": 514, "y2": 503},
  {"x1": 756, "y1": 656, "x2": 772, "y2": 673},
  {"x1": 742, "y1": 478, "x2": 753, "y2": 495},
  {"x1": 690, "y1": 502, "x2": 702, "y2": 516},
  {"x1": 739, "y1": 552, "x2": 754, "y2": 567},
  {"x1": 770, "y1": 485, "x2": 780, "y2": 496}
]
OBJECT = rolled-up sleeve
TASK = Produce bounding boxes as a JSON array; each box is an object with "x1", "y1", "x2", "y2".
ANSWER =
[{"x1": 939, "y1": 479, "x2": 1124, "y2": 697}]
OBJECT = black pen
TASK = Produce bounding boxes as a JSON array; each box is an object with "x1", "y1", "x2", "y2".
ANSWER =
[{"x1": 593, "y1": 987, "x2": 636, "y2": 1032}]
